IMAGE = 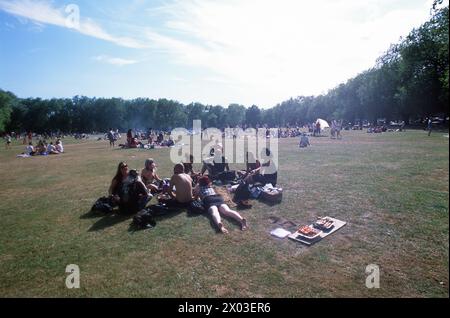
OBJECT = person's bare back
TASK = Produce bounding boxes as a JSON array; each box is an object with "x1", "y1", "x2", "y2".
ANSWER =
[{"x1": 170, "y1": 173, "x2": 193, "y2": 203}]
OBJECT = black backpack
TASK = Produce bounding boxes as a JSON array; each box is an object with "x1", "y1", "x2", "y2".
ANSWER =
[
  {"x1": 233, "y1": 181, "x2": 251, "y2": 202},
  {"x1": 91, "y1": 196, "x2": 115, "y2": 214},
  {"x1": 132, "y1": 208, "x2": 156, "y2": 229},
  {"x1": 150, "y1": 203, "x2": 179, "y2": 216}
]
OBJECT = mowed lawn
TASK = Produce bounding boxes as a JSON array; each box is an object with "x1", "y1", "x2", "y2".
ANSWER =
[{"x1": 0, "y1": 130, "x2": 448, "y2": 297}]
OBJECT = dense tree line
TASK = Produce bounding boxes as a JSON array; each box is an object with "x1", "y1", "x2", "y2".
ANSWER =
[{"x1": 0, "y1": 2, "x2": 447, "y2": 134}]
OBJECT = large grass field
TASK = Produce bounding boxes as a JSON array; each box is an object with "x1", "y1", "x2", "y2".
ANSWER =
[{"x1": 0, "y1": 130, "x2": 448, "y2": 297}]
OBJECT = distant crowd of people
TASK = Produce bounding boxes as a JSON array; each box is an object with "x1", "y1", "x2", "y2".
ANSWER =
[
  {"x1": 13, "y1": 132, "x2": 63, "y2": 156},
  {"x1": 4, "y1": 131, "x2": 89, "y2": 151},
  {"x1": 18, "y1": 138, "x2": 64, "y2": 156},
  {"x1": 4, "y1": 117, "x2": 441, "y2": 157},
  {"x1": 106, "y1": 128, "x2": 175, "y2": 149}
]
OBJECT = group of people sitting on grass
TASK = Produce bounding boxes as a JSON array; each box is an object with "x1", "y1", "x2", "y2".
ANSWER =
[
  {"x1": 108, "y1": 160, "x2": 248, "y2": 233},
  {"x1": 367, "y1": 126, "x2": 388, "y2": 133},
  {"x1": 273, "y1": 128, "x2": 302, "y2": 138},
  {"x1": 105, "y1": 147, "x2": 278, "y2": 233},
  {"x1": 116, "y1": 129, "x2": 175, "y2": 149},
  {"x1": 3, "y1": 131, "x2": 68, "y2": 148},
  {"x1": 19, "y1": 139, "x2": 64, "y2": 157},
  {"x1": 201, "y1": 147, "x2": 278, "y2": 188}
]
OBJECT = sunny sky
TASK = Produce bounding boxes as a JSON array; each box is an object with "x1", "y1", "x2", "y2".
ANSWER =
[{"x1": 0, "y1": 0, "x2": 440, "y2": 108}]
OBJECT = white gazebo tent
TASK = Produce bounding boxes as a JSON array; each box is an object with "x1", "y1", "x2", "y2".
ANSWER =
[{"x1": 316, "y1": 118, "x2": 330, "y2": 130}]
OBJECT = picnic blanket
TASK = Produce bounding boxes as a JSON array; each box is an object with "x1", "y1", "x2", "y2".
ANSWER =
[{"x1": 288, "y1": 217, "x2": 346, "y2": 246}]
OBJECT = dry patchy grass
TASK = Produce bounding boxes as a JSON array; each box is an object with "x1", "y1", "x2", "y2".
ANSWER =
[{"x1": 0, "y1": 130, "x2": 448, "y2": 297}]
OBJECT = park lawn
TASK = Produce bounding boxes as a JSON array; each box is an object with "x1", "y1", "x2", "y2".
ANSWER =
[{"x1": 0, "y1": 130, "x2": 448, "y2": 297}]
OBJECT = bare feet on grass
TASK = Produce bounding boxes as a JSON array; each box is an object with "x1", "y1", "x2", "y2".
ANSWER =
[
  {"x1": 218, "y1": 223, "x2": 229, "y2": 234},
  {"x1": 241, "y1": 218, "x2": 248, "y2": 231}
]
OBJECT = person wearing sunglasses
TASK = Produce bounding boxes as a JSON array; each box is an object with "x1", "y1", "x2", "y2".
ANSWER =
[{"x1": 109, "y1": 162, "x2": 151, "y2": 213}]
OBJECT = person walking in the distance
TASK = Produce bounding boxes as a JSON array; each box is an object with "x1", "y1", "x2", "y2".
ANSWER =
[
  {"x1": 427, "y1": 118, "x2": 433, "y2": 136},
  {"x1": 5, "y1": 134, "x2": 11, "y2": 149},
  {"x1": 107, "y1": 128, "x2": 116, "y2": 147}
]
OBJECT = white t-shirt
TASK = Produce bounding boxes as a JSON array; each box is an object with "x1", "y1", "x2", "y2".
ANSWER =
[
  {"x1": 26, "y1": 145, "x2": 34, "y2": 155},
  {"x1": 56, "y1": 143, "x2": 64, "y2": 153},
  {"x1": 47, "y1": 144, "x2": 55, "y2": 152}
]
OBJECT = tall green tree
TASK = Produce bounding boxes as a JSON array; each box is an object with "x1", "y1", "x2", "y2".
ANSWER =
[
  {"x1": 0, "y1": 90, "x2": 15, "y2": 133},
  {"x1": 245, "y1": 105, "x2": 261, "y2": 127},
  {"x1": 226, "y1": 104, "x2": 246, "y2": 127}
]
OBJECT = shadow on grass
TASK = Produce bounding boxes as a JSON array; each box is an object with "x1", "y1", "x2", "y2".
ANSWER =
[
  {"x1": 80, "y1": 209, "x2": 105, "y2": 219},
  {"x1": 80, "y1": 206, "x2": 136, "y2": 231},
  {"x1": 126, "y1": 207, "x2": 243, "y2": 234},
  {"x1": 260, "y1": 200, "x2": 282, "y2": 207},
  {"x1": 83, "y1": 203, "x2": 254, "y2": 233},
  {"x1": 88, "y1": 211, "x2": 134, "y2": 232},
  {"x1": 233, "y1": 198, "x2": 281, "y2": 211},
  {"x1": 127, "y1": 207, "x2": 185, "y2": 233},
  {"x1": 113, "y1": 148, "x2": 131, "y2": 151}
]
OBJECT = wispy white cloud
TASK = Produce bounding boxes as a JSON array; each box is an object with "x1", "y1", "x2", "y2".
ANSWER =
[
  {"x1": 0, "y1": 0, "x2": 441, "y2": 106},
  {"x1": 0, "y1": 0, "x2": 147, "y2": 48},
  {"x1": 142, "y1": 0, "x2": 434, "y2": 106},
  {"x1": 94, "y1": 55, "x2": 138, "y2": 66},
  {"x1": 4, "y1": 21, "x2": 15, "y2": 29}
]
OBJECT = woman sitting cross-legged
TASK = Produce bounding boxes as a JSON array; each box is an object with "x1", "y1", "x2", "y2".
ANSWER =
[
  {"x1": 193, "y1": 176, "x2": 248, "y2": 234},
  {"x1": 109, "y1": 162, "x2": 151, "y2": 213}
]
